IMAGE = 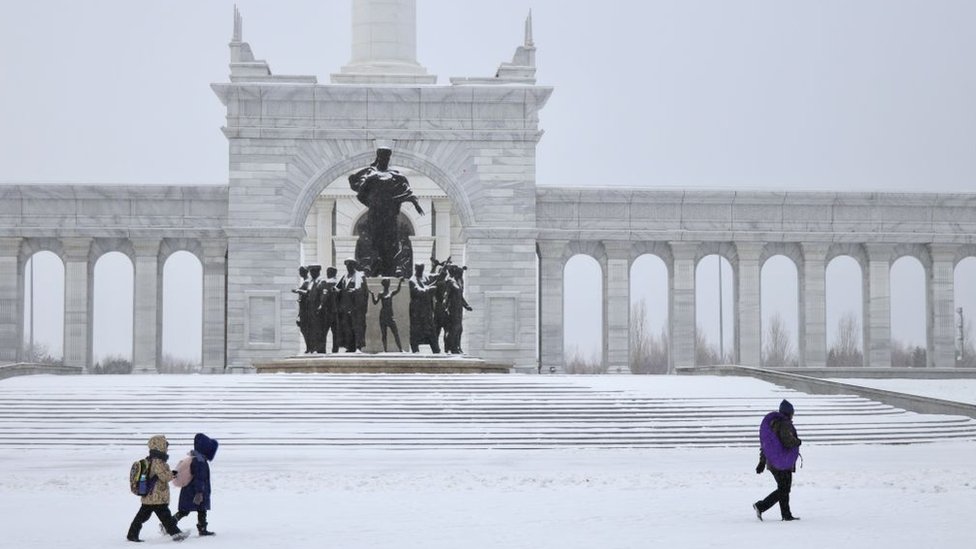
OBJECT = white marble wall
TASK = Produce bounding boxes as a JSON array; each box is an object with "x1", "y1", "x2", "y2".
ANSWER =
[{"x1": 536, "y1": 189, "x2": 976, "y2": 369}]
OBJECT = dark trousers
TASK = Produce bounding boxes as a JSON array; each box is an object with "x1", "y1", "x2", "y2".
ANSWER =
[
  {"x1": 174, "y1": 508, "x2": 208, "y2": 529},
  {"x1": 128, "y1": 504, "x2": 180, "y2": 538},
  {"x1": 756, "y1": 468, "x2": 794, "y2": 519}
]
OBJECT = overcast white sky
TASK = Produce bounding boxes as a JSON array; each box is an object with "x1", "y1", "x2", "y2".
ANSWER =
[{"x1": 3, "y1": 1, "x2": 976, "y2": 364}]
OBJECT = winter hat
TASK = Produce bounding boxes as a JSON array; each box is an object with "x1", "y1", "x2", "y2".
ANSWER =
[
  {"x1": 148, "y1": 434, "x2": 169, "y2": 452},
  {"x1": 779, "y1": 399, "x2": 795, "y2": 416},
  {"x1": 193, "y1": 433, "x2": 219, "y2": 461}
]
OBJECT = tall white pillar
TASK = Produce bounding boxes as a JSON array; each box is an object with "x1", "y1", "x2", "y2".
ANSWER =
[
  {"x1": 332, "y1": 0, "x2": 436, "y2": 84},
  {"x1": 670, "y1": 242, "x2": 697, "y2": 369},
  {"x1": 131, "y1": 239, "x2": 161, "y2": 374},
  {"x1": 538, "y1": 240, "x2": 567, "y2": 373},
  {"x1": 433, "y1": 198, "x2": 451, "y2": 262},
  {"x1": 201, "y1": 240, "x2": 227, "y2": 373},
  {"x1": 317, "y1": 198, "x2": 335, "y2": 268},
  {"x1": 930, "y1": 244, "x2": 956, "y2": 368},
  {"x1": 603, "y1": 241, "x2": 631, "y2": 373},
  {"x1": 864, "y1": 244, "x2": 893, "y2": 367},
  {"x1": 0, "y1": 238, "x2": 21, "y2": 362},
  {"x1": 800, "y1": 243, "x2": 828, "y2": 368},
  {"x1": 737, "y1": 243, "x2": 762, "y2": 366},
  {"x1": 62, "y1": 238, "x2": 92, "y2": 371}
]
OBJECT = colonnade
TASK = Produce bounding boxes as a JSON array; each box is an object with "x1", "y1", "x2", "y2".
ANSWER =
[
  {"x1": 0, "y1": 237, "x2": 227, "y2": 372},
  {"x1": 539, "y1": 239, "x2": 970, "y2": 373}
]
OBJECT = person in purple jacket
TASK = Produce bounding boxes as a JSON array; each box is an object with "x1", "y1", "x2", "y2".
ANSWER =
[
  {"x1": 753, "y1": 399, "x2": 802, "y2": 521},
  {"x1": 172, "y1": 433, "x2": 219, "y2": 536}
]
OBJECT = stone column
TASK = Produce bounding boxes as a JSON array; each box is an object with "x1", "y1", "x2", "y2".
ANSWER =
[
  {"x1": 670, "y1": 242, "x2": 697, "y2": 369},
  {"x1": 737, "y1": 242, "x2": 762, "y2": 367},
  {"x1": 131, "y1": 239, "x2": 161, "y2": 374},
  {"x1": 62, "y1": 238, "x2": 92, "y2": 370},
  {"x1": 0, "y1": 238, "x2": 22, "y2": 362},
  {"x1": 201, "y1": 241, "x2": 227, "y2": 373},
  {"x1": 800, "y1": 243, "x2": 828, "y2": 368},
  {"x1": 603, "y1": 241, "x2": 631, "y2": 373},
  {"x1": 538, "y1": 240, "x2": 567, "y2": 373},
  {"x1": 929, "y1": 244, "x2": 957, "y2": 368},
  {"x1": 316, "y1": 198, "x2": 335, "y2": 268},
  {"x1": 864, "y1": 244, "x2": 893, "y2": 367},
  {"x1": 303, "y1": 204, "x2": 318, "y2": 264},
  {"x1": 433, "y1": 198, "x2": 451, "y2": 261},
  {"x1": 334, "y1": 0, "x2": 436, "y2": 84},
  {"x1": 333, "y1": 237, "x2": 358, "y2": 265}
]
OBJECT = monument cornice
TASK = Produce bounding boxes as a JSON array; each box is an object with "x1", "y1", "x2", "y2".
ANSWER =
[{"x1": 220, "y1": 127, "x2": 546, "y2": 143}]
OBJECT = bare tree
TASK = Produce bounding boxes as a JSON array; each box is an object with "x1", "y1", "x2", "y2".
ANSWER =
[
  {"x1": 828, "y1": 312, "x2": 863, "y2": 367},
  {"x1": 158, "y1": 353, "x2": 202, "y2": 374},
  {"x1": 630, "y1": 299, "x2": 669, "y2": 374},
  {"x1": 564, "y1": 346, "x2": 606, "y2": 374},
  {"x1": 21, "y1": 343, "x2": 62, "y2": 365},
  {"x1": 695, "y1": 325, "x2": 722, "y2": 366},
  {"x1": 762, "y1": 313, "x2": 797, "y2": 367}
]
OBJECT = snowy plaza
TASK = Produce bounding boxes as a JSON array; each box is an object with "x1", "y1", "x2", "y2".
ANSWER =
[{"x1": 0, "y1": 373, "x2": 974, "y2": 548}]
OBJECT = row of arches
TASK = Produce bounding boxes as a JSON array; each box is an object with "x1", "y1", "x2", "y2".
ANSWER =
[
  {"x1": 562, "y1": 250, "x2": 976, "y2": 369},
  {"x1": 22, "y1": 250, "x2": 203, "y2": 369}
]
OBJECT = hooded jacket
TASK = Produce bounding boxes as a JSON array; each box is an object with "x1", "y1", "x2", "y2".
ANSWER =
[
  {"x1": 178, "y1": 433, "x2": 219, "y2": 513},
  {"x1": 141, "y1": 435, "x2": 175, "y2": 505},
  {"x1": 759, "y1": 411, "x2": 801, "y2": 471}
]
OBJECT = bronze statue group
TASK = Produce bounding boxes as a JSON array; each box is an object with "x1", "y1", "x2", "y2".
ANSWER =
[{"x1": 293, "y1": 256, "x2": 472, "y2": 354}]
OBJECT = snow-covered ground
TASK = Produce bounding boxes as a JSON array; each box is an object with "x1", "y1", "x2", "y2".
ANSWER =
[
  {"x1": 1, "y1": 374, "x2": 974, "y2": 548},
  {"x1": 830, "y1": 378, "x2": 976, "y2": 405}
]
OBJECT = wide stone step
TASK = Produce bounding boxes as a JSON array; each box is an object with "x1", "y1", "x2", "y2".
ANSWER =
[{"x1": 1, "y1": 373, "x2": 974, "y2": 449}]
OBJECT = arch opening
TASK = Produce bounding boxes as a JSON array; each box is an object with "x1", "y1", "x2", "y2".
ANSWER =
[
  {"x1": 161, "y1": 251, "x2": 203, "y2": 372},
  {"x1": 954, "y1": 257, "x2": 976, "y2": 367},
  {"x1": 92, "y1": 252, "x2": 134, "y2": 372},
  {"x1": 890, "y1": 256, "x2": 927, "y2": 367},
  {"x1": 826, "y1": 255, "x2": 863, "y2": 367},
  {"x1": 564, "y1": 254, "x2": 603, "y2": 373},
  {"x1": 22, "y1": 251, "x2": 65, "y2": 363},
  {"x1": 630, "y1": 254, "x2": 669, "y2": 374},
  {"x1": 761, "y1": 255, "x2": 799, "y2": 367},
  {"x1": 695, "y1": 254, "x2": 734, "y2": 365}
]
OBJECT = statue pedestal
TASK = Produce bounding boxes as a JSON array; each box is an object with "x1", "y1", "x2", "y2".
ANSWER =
[{"x1": 253, "y1": 354, "x2": 511, "y2": 374}]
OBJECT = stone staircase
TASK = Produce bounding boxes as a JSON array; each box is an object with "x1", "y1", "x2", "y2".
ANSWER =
[{"x1": 1, "y1": 374, "x2": 975, "y2": 449}]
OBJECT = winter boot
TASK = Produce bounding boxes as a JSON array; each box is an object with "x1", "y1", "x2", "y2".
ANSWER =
[
  {"x1": 752, "y1": 502, "x2": 763, "y2": 521},
  {"x1": 782, "y1": 516, "x2": 801, "y2": 521},
  {"x1": 171, "y1": 529, "x2": 191, "y2": 542},
  {"x1": 198, "y1": 523, "x2": 216, "y2": 536},
  {"x1": 127, "y1": 523, "x2": 144, "y2": 542}
]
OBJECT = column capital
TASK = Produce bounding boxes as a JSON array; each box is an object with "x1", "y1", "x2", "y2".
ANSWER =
[
  {"x1": 536, "y1": 239, "x2": 569, "y2": 260},
  {"x1": 669, "y1": 241, "x2": 699, "y2": 260},
  {"x1": 130, "y1": 238, "x2": 162, "y2": 258},
  {"x1": 801, "y1": 242, "x2": 831, "y2": 260},
  {"x1": 865, "y1": 242, "x2": 896, "y2": 261},
  {"x1": 61, "y1": 237, "x2": 92, "y2": 261},
  {"x1": 929, "y1": 243, "x2": 959, "y2": 262},
  {"x1": 201, "y1": 240, "x2": 227, "y2": 262},
  {"x1": 601, "y1": 240, "x2": 632, "y2": 260},
  {"x1": 0, "y1": 237, "x2": 22, "y2": 256},
  {"x1": 735, "y1": 241, "x2": 764, "y2": 260}
]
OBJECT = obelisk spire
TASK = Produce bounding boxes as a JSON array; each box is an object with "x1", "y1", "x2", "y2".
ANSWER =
[{"x1": 331, "y1": 0, "x2": 436, "y2": 84}]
